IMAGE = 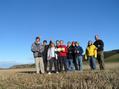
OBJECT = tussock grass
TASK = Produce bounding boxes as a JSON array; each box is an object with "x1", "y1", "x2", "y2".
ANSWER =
[{"x1": 0, "y1": 63, "x2": 119, "y2": 89}]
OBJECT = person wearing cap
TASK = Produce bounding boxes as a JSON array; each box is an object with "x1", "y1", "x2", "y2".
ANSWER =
[
  {"x1": 94, "y1": 35, "x2": 105, "y2": 70},
  {"x1": 31, "y1": 36, "x2": 45, "y2": 74},
  {"x1": 85, "y1": 41, "x2": 97, "y2": 70},
  {"x1": 75, "y1": 42, "x2": 84, "y2": 71},
  {"x1": 42, "y1": 40, "x2": 49, "y2": 72},
  {"x1": 66, "y1": 41, "x2": 75, "y2": 71}
]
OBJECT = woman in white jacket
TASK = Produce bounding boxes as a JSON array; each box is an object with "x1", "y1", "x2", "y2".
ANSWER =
[{"x1": 47, "y1": 42, "x2": 58, "y2": 74}]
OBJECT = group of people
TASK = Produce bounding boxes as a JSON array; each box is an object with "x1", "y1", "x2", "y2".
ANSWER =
[{"x1": 31, "y1": 35, "x2": 105, "y2": 74}]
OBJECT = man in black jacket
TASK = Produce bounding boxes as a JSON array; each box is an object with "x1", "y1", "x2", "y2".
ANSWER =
[
  {"x1": 43, "y1": 40, "x2": 49, "y2": 72},
  {"x1": 94, "y1": 35, "x2": 105, "y2": 70}
]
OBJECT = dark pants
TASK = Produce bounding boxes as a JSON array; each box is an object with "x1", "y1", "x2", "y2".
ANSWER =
[
  {"x1": 97, "y1": 51, "x2": 105, "y2": 70},
  {"x1": 57, "y1": 56, "x2": 60, "y2": 72},
  {"x1": 43, "y1": 56, "x2": 48, "y2": 72},
  {"x1": 49, "y1": 57, "x2": 58, "y2": 73},
  {"x1": 73, "y1": 56, "x2": 78, "y2": 70},
  {"x1": 59, "y1": 56, "x2": 67, "y2": 72}
]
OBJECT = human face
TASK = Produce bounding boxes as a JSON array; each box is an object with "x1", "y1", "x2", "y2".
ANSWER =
[
  {"x1": 88, "y1": 41, "x2": 93, "y2": 46},
  {"x1": 72, "y1": 43, "x2": 75, "y2": 47},
  {"x1": 95, "y1": 35, "x2": 99, "y2": 41},
  {"x1": 60, "y1": 40, "x2": 63, "y2": 45},
  {"x1": 36, "y1": 39, "x2": 40, "y2": 43},
  {"x1": 43, "y1": 42, "x2": 47, "y2": 46},
  {"x1": 67, "y1": 42, "x2": 71, "y2": 47},
  {"x1": 76, "y1": 43, "x2": 79, "y2": 47},
  {"x1": 56, "y1": 41, "x2": 60, "y2": 46},
  {"x1": 51, "y1": 43, "x2": 55, "y2": 47}
]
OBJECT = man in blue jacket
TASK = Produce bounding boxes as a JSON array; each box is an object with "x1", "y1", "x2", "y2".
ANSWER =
[
  {"x1": 75, "y1": 42, "x2": 84, "y2": 71},
  {"x1": 31, "y1": 37, "x2": 45, "y2": 74}
]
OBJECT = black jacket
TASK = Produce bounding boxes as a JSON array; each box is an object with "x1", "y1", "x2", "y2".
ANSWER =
[
  {"x1": 67, "y1": 46, "x2": 75, "y2": 59},
  {"x1": 94, "y1": 39, "x2": 104, "y2": 51},
  {"x1": 43, "y1": 45, "x2": 49, "y2": 59}
]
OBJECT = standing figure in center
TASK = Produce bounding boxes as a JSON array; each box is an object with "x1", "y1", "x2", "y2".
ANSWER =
[
  {"x1": 58, "y1": 40, "x2": 68, "y2": 72},
  {"x1": 67, "y1": 41, "x2": 75, "y2": 71},
  {"x1": 47, "y1": 42, "x2": 58, "y2": 74}
]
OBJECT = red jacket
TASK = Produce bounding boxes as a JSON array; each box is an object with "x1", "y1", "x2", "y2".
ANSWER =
[{"x1": 58, "y1": 45, "x2": 67, "y2": 57}]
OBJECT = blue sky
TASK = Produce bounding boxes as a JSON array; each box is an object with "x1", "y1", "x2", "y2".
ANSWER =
[{"x1": 0, "y1": 0, "x2": 119, "y2": 68}]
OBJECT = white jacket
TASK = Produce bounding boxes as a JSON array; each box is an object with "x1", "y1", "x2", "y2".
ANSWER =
[{"x1": 47, "y1": 47, "x2": 58, "y2": 60}]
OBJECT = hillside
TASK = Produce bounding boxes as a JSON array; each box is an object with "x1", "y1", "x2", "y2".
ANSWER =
[
  {"x1": 104, "y1": 49, "x2": 119, "y2": 58},
  {"x1": 9, "y1": 49, "x2": 119, "y2": 69},
  {"x1": 104, "y1": 49, "x2": 119, "y2": 62},
  {"x1": 10, "y1": 64, "x2": 35, "y2": 69},
  {"x1": 105, "y1": 53, "x2": 119, "y2": 62}
]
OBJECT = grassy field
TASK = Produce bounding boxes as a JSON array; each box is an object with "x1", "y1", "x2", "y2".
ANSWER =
[{"x1": 0, "y1": 63, "x2": 119, "y2": 89}]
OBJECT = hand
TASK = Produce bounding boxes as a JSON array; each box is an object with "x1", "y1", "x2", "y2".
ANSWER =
[
  {"x1": 77, "y1": 51, "x2": 79, "y2": 53},
  {"x1": 98, "y1": 45, "x2": 101, "y2": 47},
  {"x1": 48, "y1": 57, "x2": 51, "y2": 60}
]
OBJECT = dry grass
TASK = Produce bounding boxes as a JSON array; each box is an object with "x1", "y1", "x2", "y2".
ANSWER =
[{"x1": 0, "y1": 63, "x2": 119, "y2": 89}]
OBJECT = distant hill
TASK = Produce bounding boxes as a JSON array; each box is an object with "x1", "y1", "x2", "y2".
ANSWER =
[
  {"x1": 10, "y1": 64, "x2": 35, "y2": 69},
  {"x1": 9, "y1": 49, "x2": 119, "y2": 69},
  {"x1": 105, "y1": 53, "x2": 119, "y2": 62},
  {"x1": 104, "y1": 49, "x2": 119, "y2": 58},
  {"x1": 104, "y1": 49, "x2": 119, "y2": 62}
]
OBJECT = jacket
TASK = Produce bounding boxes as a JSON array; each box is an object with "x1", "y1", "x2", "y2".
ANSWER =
[
  {"x1": 94, "y1": 39, "x2": 104, "y2": 52},
  {"x1": 58, "y1": 45, "x2": 67, "y2": 57},
  {"x1": 67, "y1": 46, "x2": 73, "y2": 59},
  {"x1": 31, "y1": 42, "x2": 44, "y2": 58},
  {"x1": 43, "y1": 45, "x2": 49, "y2": 59},
  {"x1": 75, "y1": 46, "x2": 84, "y2": 56},
  {"x1": 85, "y1": 45, "x2": 97, "y2": 59},
  {"x1": 47, "y1": 47, "x2": 58, "y2": 60}
]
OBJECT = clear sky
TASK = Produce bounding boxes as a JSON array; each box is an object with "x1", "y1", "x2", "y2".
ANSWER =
[{"x1": 0, "y1": 0, "x2": 119, "y2": 68}]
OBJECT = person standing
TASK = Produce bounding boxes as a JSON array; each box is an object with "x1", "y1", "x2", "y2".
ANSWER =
[
  {"x1": 67, "y1": 41, "x2": 75, "y2": 71},
  {"x1": 42, "y1": 40, "x2": 49, "y2": 72},
  {"x1": 71, "y1": 42, "x2": 78, "y2": 70},
  {"x1": 85, "y1": 41, "x2": 97, "y2": 70},
  {"x1": 47, "y1": 42, "x2": 59, "y2": 74},
  {"x1": 75, "y1": 42, "x2": 84, "y2": 71},
  {"x1": 31, "y1": 37, "x2": 45, "y2": 74},
  {"x1": 94, "y1": 35, "x2": 105, "y2": 70},
  {"x1": 56, "y1": 40, "x2": 60, "y2": 72},
  {"x1": 58, "y1": 40, "x2": 67, "y2": 72}
]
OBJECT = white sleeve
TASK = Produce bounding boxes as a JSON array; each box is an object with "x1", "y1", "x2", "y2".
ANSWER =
[{"x1": 47, "y1": 49, "x2": 50, "y2": 60}]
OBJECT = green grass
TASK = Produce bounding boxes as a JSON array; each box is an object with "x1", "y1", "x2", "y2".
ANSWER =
[
  {"x1": 105, "y1": 59, "x2": 119, "y2": 62},
  {"x1": 105, "y1": 53, "x2": 119, "y2": 62}
]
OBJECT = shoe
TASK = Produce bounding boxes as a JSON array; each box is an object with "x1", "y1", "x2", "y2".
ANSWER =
[
  {"x1": 56, "y1": 72, "x2": 59, "y2": 74},
  {"x1": 48, "y1": 72, "x2": 51, "y2": 75}
]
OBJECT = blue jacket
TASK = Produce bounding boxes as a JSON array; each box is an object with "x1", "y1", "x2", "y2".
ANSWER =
[{"x1": 75, "y1": 46, "x2": 84, "y2": 56}]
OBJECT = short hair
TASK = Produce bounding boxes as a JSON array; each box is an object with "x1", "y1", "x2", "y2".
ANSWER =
[
  {"x1": 43, "y1": 40, "x2": 47, "y2": 43},
  {"x1": 67, "y1": 41, "x2": 71, "y2": 44},
  {"x1": 60, "y1": 40, "x2": 64, "y2": 43},
  {"x1": 36, "y1": 36, "x2": 40, "y2": 40}
]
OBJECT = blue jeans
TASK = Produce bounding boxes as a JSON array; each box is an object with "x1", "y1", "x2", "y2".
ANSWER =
[
  {"x1": 66, "y1": 59, "x2": 75, "y2": 71},
  {"x1": 76, "y1": 56, "x2": 83, "y2": 71},
  {"x1": 88, "y1": 56, "x2": 96, "y2": 70}
]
